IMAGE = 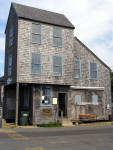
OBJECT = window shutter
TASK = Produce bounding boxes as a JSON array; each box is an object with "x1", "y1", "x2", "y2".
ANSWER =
[
  {"x1": 53, "y1": 56, "x2": 62, "y2": 75},
  {"x1": 53, "y1": 27, "x2": 62, "y2": 47},
  {"x1": 31, "y1": 23, "x2": 41, "y2": 44},
  {"x1": 31, "y1": 53, "x2": 41, "y2": 74}
]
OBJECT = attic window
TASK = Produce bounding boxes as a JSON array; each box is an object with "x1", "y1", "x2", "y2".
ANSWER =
[
  {"x1": 90, "y1": 62, "x2": 98, "y2": 79},
  {"x1": 31, "y1": 23, "x2": 41, "y2": 44},
  {"x1": 53, "y1": 26, "x2": 62, "y2": 47},
  {"x1": 9, "y1": 25, "x2": 14, "y2": 47},
  {"x1": 74, "y1": 59, "x2": 81, "y2": 78}
]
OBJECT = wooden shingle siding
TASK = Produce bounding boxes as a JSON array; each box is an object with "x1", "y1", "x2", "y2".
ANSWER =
[{"x1": 17, "y1": 19, "x2": 74, "y2": 85}]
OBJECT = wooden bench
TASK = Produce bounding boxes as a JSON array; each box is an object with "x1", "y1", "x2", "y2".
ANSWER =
[{"x1": 79, "y1": 114, "x2": 96, "y2": 121}]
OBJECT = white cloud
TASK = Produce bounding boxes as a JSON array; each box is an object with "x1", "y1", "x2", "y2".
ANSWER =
[
  {"x1": 0, "y1": 0, "x2": 113, "y2": 68},
  {"x1": 90, "y1": 43, "x2": 113, "y2": 68}
]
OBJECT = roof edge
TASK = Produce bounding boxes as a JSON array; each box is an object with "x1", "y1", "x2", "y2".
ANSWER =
[
  {"x1": 74, "y1": 37, "x2": 111, "y2": 71},
  {"x1": 18, "y1": 16, "x2": 75, "y2": 29}
]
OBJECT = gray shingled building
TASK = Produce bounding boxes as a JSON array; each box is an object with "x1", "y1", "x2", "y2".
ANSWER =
[{"x1": 0, "y1": 3, "x2": 112, "y2": 125}]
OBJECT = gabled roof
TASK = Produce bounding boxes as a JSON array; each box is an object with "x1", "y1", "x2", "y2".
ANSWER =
[
  {"x1": 12, "y1": 2, "x2": 75, "y2": 29},
  {"x1": 74, "y1": 37, "x2": 111, "y2": 71}
]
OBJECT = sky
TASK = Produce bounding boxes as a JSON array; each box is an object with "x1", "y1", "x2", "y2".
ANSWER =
[{"x1": 0, "y1": 0, "x2": 113, "y2": 76}]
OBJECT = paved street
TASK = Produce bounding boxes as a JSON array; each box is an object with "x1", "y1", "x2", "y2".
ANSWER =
[{"x1": 0, "y1": 125, "x2": 113, "y2": 150}]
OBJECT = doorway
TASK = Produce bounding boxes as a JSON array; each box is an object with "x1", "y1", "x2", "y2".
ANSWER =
[{"x1": 58, "y1": 93, "x2": 67, "y2": 117}]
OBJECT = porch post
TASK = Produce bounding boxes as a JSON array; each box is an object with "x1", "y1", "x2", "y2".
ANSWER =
[{"x1": 15, "y1": 82, "x2": 19, "y2": 126}]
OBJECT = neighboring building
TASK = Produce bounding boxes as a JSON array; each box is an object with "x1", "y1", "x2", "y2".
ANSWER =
[{"x1": 2, "y1": 3, "x2": 112, "y2": 125}]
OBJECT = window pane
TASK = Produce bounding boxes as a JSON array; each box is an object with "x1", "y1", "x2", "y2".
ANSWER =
[
  {"x1": 32, "y1": 53, "x2": 41, "y2": 64},
  {"x1": 8, "y1": 55, "x2": 12, "y2": 76},
  {"x1": 75, "y1": 95, "x2": 81, "y2": 104},
  {"x1": 31, "y1": 34, "x2": 41, "y2": 44},
  {"x1": 9, "y1": 26, "x2": 14, "y2": 47},
  {"x1": 53, "y1": 37, "x2": 62, "y2": 47},
  {"x1": 53, "y1": 27, "x2": 62, "y2": 47},
  {"x1": 90, "y1": 62, "x2": 97, "y2": 79},
  {"x1": 92, "y1": 95, "x2": 98, "y2": 104},
  {"x1": 8, "y1": 55, "x2": 12, "y2": 66},
  {"x1": 53, "y1": 56, "x2": 62, "y2": 75},
  {"x1": 32, "y1": 23, "x2": 41, "y2": 34},
  {"x1": 74, "y1": 59, "x2": 81, "y2": 78},
  {"x1": 31, "y1": 53, "x2": 41, "y2": 74},
  {"x1": 53, "y1": 27, "x2": 61, "y2": 37},
  {"x1": 41, "y1": 87, "x2": 52, "y2": 105}
]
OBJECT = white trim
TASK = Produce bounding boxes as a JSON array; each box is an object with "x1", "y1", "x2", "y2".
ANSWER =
[
  {"x1": 76, "y1": 102, "x2": 99, "y2": 105},
  {"x1": 70, "y1": 86, "x2": 104, "y2": 90}
]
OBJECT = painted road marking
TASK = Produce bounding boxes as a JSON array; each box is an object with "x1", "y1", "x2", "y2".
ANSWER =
[
  {"x1": 0, "y1": 129, "x2": 29, "y2": 140},
  {"x1": 25, "y1": 147, "x2": 43, "y2": 150}
]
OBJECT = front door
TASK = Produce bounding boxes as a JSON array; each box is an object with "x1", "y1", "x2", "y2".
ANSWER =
[{"x1": 58, "y1": 93, "x2": 67, "y2": 117}]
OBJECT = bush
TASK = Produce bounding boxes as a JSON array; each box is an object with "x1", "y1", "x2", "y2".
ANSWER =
[{"x1": 38, "y1": 121, "x2": 61, "y2": 127}]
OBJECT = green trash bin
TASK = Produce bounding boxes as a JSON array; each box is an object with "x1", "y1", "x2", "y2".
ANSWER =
[{"x1": 19, "y1": 111, "x2": 29, "y2": 126}]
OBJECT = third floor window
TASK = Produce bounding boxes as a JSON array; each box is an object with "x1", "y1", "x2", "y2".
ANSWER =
[
  {"x1": 9, "y1": 25, "x2": 14, "y2": 47},
  {"x1": 31, "y1": 23, "x2": 41, "y2": 44},
  {"x1": 89, "y1": 62, "x2": 98, "y2": 79},
  {"x1": 53, "y1": 26, "x2": 62, "y2": 47}
]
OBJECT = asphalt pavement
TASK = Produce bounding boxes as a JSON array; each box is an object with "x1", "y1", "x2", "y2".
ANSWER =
[{"x1": 0, "y1": 125, "x2": 113, "y2": 150}]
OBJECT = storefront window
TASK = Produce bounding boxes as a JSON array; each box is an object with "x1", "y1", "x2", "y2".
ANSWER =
[{"x1": 40, "y1": 87, "x2": 52, "y2": 106}]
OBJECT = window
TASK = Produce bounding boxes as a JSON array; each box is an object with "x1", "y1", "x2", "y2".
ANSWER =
[
  {"x1": 9, "y1": 25, "x2": 14, "y2": 47},
  {"x1": 31, "y1": 23, "x2": 41, "y2": 44},
  {"x1": 53, "y1": 26, "x2": 62, "y2": 47},
  {"x1": 92, "y1": 95, "x2": 98, "y2": 104},
  {"x1": 75, "y1": 95, "x2": 81, "y2": 104},
  {"x1": 40, "y1": 87, "x2": 52, "y2": 106},
  {"x1": 31, "y1": 53, "x2": 41, "y2": 74},
  {"x1": 90, "y1": 62, "x2": 98, "y2": 79},
  {"x1": 53, "y1": 55, "x2": 62, "y2": 76},
  {"x1": 8, "y1": 55, "x2": 12, "y2": 76},
  {"x1": 74, "y1": 59, "x2": 81, "y2": 78}
]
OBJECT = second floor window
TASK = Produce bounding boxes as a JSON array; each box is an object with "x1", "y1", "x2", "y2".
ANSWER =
[
  {"x1": 8, "y1": 54, "x2": 12, "y2": 76},
  {"x1": 31, "y1": 53, "x2": 41, "y2": 74},
  {"x1": 75, "y1": 95, "x2": 81, "y2": 104},
  {"x1": 31, "y1": 23, "x2": 41, "y2": 44},
  {"x1": 92, "y1": 95, "x2": 98, "y2": 104},
  {"x1": 9, "y1": 25, "x2": 14, "y2": 47},
  {"x1": 53, "y1": 26, "x2": 62, "y2": 47},
  {"x1": 74, "y1": 59, "x2": 81, "y2": 78},
  {"x1": 53, "y1": 55, "x2": 62, "y2": 76},
  {"x1": 90, "y1": 62, "x2": 98, "y2": 79}
]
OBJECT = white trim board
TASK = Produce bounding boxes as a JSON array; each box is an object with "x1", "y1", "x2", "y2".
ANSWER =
[{"x1": 70, "y1": 86, "x2": 104, "y2": 90}]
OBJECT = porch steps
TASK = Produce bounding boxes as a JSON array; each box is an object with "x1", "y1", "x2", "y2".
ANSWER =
[{"x1": 62, "y1": 119, "x2": 74, "y2": 127}]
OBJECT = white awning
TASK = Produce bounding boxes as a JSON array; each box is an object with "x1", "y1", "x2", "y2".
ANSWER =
[{"x1": 70, "y1": 86, "x2": 104, "y2": 90}]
